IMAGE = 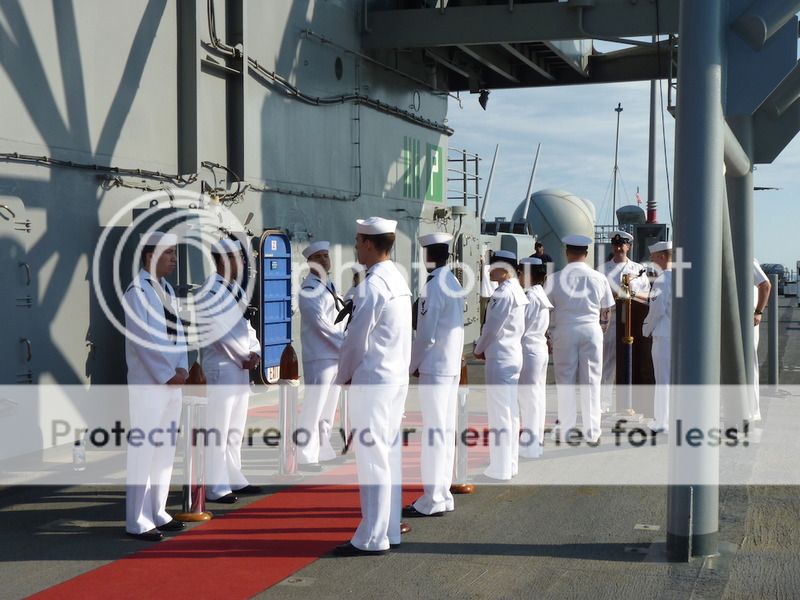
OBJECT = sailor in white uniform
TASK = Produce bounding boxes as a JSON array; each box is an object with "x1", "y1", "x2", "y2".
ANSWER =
[
  {"x1": 548, "y1": 235, "x2": 614, "y2": 443},
  {"x1": 334, "y1": 217, "x2": 412, "y2": 556},
  {"x1": 123, "y1": 231, "x2": 188, "y2": 541},
  {"x1": 642, "y1": 241, "x2": 673, "y2": 433},
  {"x1": 752, "y1": 259, "x2": 771, "y2": 422},
  {"x1": 404, "y1": 232, "x2": 464, "y2": 517},
  {"x1": 597, "y1": 231, "x2": 650, "y2": 412},
  {"x1": 517, "y1": 257, "x2": 553, "y2": 459},
  {"x1": 199, "y1": 238, "x2": 261, "y2": 504},
  {"x1": 474, "y1": 250, "x2": 528, "y2": 480},
  {"x1": 297, "y1": 240, "x2": 345, "y2": 469}
]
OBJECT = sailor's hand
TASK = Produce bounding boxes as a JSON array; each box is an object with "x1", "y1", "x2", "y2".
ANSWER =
[
  {"x1": 167, "y1": 370, "x2": 187, "y2": 386},
  {"x1": 754, "y1": 312, "x2": 763, "y2": 327},
  {"x1": 473, "y1": 351, "x2": 485, "y2": 361},
  {"x1": 242, "y1": 352, "x2": 260, "y2": 370}
]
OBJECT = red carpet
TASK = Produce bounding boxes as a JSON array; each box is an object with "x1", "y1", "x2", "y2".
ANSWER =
[{"x1": 32, "y1": 484, "x2": 421, "y2": 600}]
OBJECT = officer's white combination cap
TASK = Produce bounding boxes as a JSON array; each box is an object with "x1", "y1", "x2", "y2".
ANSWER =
[
  {"x1": 302, "y1": 240, "x2": 330, "y2": 259},
  {"x1": 141, "y1": 231, "x2": 178, "y2": 247},
  {"x1": 562, "y1": 234, "x2": 593, "y2": 246},
  {"x1": 648, "y1": 240, "x2": 673, "y2": 253},
  {"x1": 211, "y1": 238, "x2": 242, "y2": 254},
  {"x1": 610, "y1": 230, "x2": 634, "y2": 242},
  {"x1": 356, "y1": 217, "x2": 397, "y2": 235},
  {"x1": 520, "y1": 257, "x2": 543, "y2": 266},
  {"x1": 419, "y1": 232, "x2": 453, "y2": 247}
]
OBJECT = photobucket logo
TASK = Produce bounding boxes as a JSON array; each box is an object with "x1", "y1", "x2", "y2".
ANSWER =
[{"x1": 92, "y1": 191, "x2": 255, "y2": 353}]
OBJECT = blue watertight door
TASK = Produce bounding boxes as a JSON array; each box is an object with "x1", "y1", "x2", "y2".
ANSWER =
[{"x1": 259, "y1": 231, "x2": 292, "y2": 383}]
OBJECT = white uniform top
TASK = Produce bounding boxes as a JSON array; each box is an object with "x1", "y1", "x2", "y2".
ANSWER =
[
  {"x1": 409, "y1": 266, "x2": 465, "y2": 377},
  {"x1": 124, "y1": 269, "x2": 188, "y2": 384},
  {"x1": 642, "y1": 271, "x2": 672, "y2": 339},
  {"x1": 199, "y1": 274, "x2": 261, "y2": 368},
  {"x1": 521, "y1": 285, "x2": 553, "y2": 353},
  {"x1": 598, "y1": 258, "x2": 651, "y2": 298},
  {"x1": 336, "y1": 260, "x2": 412, "y2": 386},
  {"x1": 474, "y1": 277, "x2": 528, "y2": 362},
  {"x1": 298, "y1": 273, "x2": 345, "y2": 362},
  {"x1": 753, "y1": 259, "x2": 768, "y2": 308},
  {"x1": 547, "y1": 262, "x2": 615, "y2": 327}
]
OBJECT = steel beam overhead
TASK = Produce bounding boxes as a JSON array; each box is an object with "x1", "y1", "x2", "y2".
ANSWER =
[
  {"x1": 500, "y1": 43, "x2": 555, "y2": 81},
  {"x1": 457, "y1": 45, "x2": 519, "y2": 83},
  {"x1": 424, "y1": 49, "x2": 472, "y2": 79},
  {"x1": 724, "y1": 122, "x2": 752, "y2": 177},
  {"x1": 363, "y1": 0, "x2": 680, "y2": 49},
  {"x1": 732, "y1": 0, "x2": 800, "y2": 50},
  {"x1": 762, "y1": 60, "x2": 800, "y2": 117}
]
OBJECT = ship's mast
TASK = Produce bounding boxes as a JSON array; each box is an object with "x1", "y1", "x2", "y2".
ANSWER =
[{"x1": 612, "y1": 102, "x2": 623, "y2": 225}]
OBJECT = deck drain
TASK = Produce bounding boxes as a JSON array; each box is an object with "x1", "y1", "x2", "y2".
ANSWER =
[
  {"x1": 278, "y1": 577, "x2": 315, "y2": 587},
  {"x1": 634, "y1": 523, "x2": 661, "y2": 531}
]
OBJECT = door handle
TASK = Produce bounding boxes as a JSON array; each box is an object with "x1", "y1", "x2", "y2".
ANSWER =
[
  {"x1": 19, "y1": 262, "x2": 31, "y2": 286},
  {"x1": 0, "y1": 204, "x2": 15, "y2": 220},
  {"x1": 20, "y1": 338, "x2": 32, "y2": 362}
]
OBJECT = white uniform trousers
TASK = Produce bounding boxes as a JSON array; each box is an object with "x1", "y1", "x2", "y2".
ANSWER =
[
  {"x1": 600, "y1": 314, "x2": 617, "y2": 412},
  {"x1": 650, "y1": 336, "x2": 670, "y2": 432},
  {"x1": 751, "y1": 325, "x2": 762, "y2": 421},
  {"x1": 552, "y1": 322, "x2": 603, "y2": 443},
  {"x1": 126, "y1": 386, "x2": 182, "y2": 534},
  {"x1": 484, "y1": 362, "x2": 520, "y2": 480},
  {"x1": 349, "y1": 384, "x2": 406, "y2": 551},
  {"x1": 519, "y1": 345, "x2": 548, "y2": 458},
  {"x1": 298, "y1": 359, "x2": 340, "y2": 464},
  {"x1": 412, "y1": 374, "x2": 458, "y2": 514},
  {"x1": 205, "y1": 365, "x2": 251, "y2": 499}
]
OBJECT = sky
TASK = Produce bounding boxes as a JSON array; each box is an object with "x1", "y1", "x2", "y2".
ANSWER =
[{"x1": 445, "y1": 66, "x2": 800, "y2": 271}]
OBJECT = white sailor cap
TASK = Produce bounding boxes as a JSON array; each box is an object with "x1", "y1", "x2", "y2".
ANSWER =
[
  {"x1": 519, "y1": 257, "x2": 543, "y2": 266},
  {"x1": 648, "y1": 240, "x2": 673, "y2": 253},
  {"x1": 419, "y1": 232, "x2": 453, "y2": 247},
  {"x1": 211, "y1": 238, "x2": 242, "y2": 255},
  {"x1": 356, "y1": 217, "x2": 397, "y2": 235},
  {"x1": 141, "y1": 231, "x2": 178, "y2": 247},
  {"x1": 561, "y1": 234, "x2": 593, "y2": 247},
  {"x1": 302, "y1": 240, "x2": 330, "y2": 259},
  {"x1": 490, "y1": 249, "x2": 517, "y2": 266},
  {"x1": 610, "y1": 230, "x2": 633, "y2": 244}
]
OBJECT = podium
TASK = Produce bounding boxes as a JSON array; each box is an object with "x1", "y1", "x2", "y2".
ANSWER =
[{"x1": 614, "y1": 297, "x2": 655, "y2": 416}]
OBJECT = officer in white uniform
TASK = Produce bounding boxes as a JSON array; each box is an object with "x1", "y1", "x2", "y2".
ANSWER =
[
  {"x1": 199, "y1": 238, "x2": 261, "y2": 504},
  {"x1": 517, "y1": 257, "x2": 553, "y2": 458},
  {"x1": 597, "y1": 231, "x2": 650, "y2": 412},
  {"x1": 752, "y1": 259, "x2": 771, "y2": 422},
  {"x1": 123, "y1": 231, "x2": 188, "y2": 541},
  {"x1": 548, "y1": 235, "x2": 614, "y2": 443},
  {"x1": 334, "y1": 217, "x2": 412, "y2": 556},
  {"x1": 474, "y1": 250, "x2": 528, "y2": 480},
  {"x1": 642, "y1": 241, "x2": 672, "y2": 433},
  {"x1": 297, "y1": 240, "x2": 345, "y2": 468},
  {"x1": 404, "y1": 232, "x2": 464, "y2": 517}
]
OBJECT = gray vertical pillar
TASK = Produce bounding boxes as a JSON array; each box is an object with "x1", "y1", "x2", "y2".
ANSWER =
[
  {"x1": 727, "y1": 117, "x2": 755, "y2": 389},
  {"x1": 647, "y1": 73, "x2": 657, "y2": 221},
  {"x1": 177, "y1": 0, "x2": 199, "y2": 174},
  {"x1": 667, "y1": 0, "x2": 725, "y2": 560},
  {"x1": 767, "y1": 274, "x2": 779, "y2": 386}
]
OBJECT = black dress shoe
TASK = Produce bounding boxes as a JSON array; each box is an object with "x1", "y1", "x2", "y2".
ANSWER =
[
  {"x1": 207, "y1": 493, "x2": 238, "y2": 504},
  {"x1": 390, "y1": 543, "x2": 401, "y2": 549},
  {"x1": 233, "y1": 485, "x2": 263, "y2": 495},
  {"x1": 157, "y1": 519, "x2": 185, "y2": 532},
  {"x1": 332, "y1": 542, "x2": 388, "y2": 557},
  {"x1": 126, "y1": 529, "x2": 163, "y2": 542},
  {"x1": 402, "y1": 504, "x2": 444, "y2": 518},
  {"x1": 400, "y1": 521, "x2": 411, "y2": 534},
  {"x1": 298, "y1": 463, "x2": 324, "y2": 473}
]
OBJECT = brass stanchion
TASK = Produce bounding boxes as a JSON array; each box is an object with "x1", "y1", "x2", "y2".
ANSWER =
[
  {"x1": 176, "y1": 363, "x2": 213, "y2": 522},
  {"x1": 451, "y1": 358, "x2": 474, "y2": 494},
  {"x1": 620, "y1": 274, "x2": 636, "y2": 416}
]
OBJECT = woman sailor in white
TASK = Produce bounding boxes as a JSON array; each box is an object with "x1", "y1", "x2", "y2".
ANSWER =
[
  {"x1": 123, "y1": 232, "x2": 188, "y2": 541},
  {"x1": 517, "y1": 257, "x2": 553, "y2": 459},
  {"x1": 199, "y1": 238, "x2": 261, "y2": 504},
  {"x1": 404, "y1": 232, "x2": 464, "y2": 517},
  {"x1": 642, "y1": 240, "x2": 673, "y2": 433},
  {"x1": 297, "y1": 241, "x2": 345, "y2": 469},
  {"x1": 473, "y1": 250, "x2": 528, "y2": 480}
]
